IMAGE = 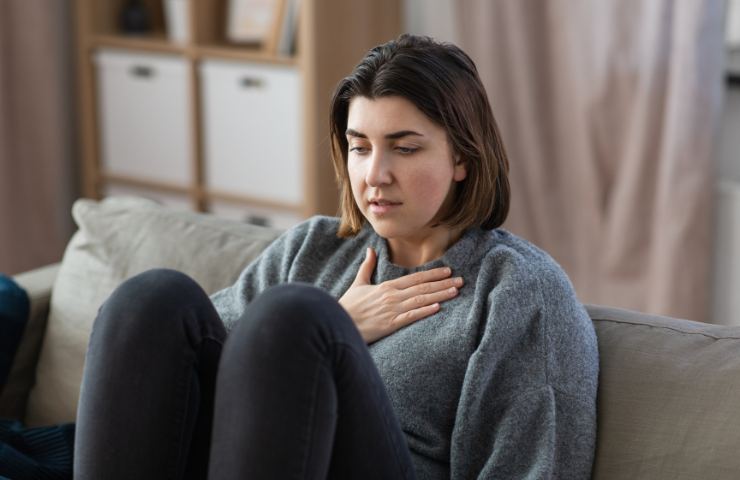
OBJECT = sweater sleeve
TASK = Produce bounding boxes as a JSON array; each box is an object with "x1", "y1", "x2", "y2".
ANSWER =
[{"x1": 449, "y1": 263, "x2": 598, "y2": 480}]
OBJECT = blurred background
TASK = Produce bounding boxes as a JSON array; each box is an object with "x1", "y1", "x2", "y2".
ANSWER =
[{"x1": 0, "y1": 0, "x2": 737, "y2": 325}]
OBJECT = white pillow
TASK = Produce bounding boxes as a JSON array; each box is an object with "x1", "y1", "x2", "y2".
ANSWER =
[{"x1": 26, "y1": 196, "x2": 282, "y2": 425}]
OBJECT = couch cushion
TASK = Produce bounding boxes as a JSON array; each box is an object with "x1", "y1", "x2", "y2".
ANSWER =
[
  {"x1": 25, "y1": 197, "x2": 282, "y2": 426},
  {"x1": 588, "y1": 305, "x2": 740, "y2": 480}
]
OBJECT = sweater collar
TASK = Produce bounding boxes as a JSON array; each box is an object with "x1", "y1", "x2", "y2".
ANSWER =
[{"x1": 368, "y1": 226, "x2": 485, "y2": 281}]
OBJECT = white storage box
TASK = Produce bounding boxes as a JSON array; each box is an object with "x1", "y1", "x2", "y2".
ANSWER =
[
  {"x1": 94, "y1": 49, "x2": 191, "y2": 186},
  {"x1": 209, "y1": 200, "x2": 303, "y2": 229},
  {"x1": 102, "y1": 184, "x2": 194, "y2": 212},
  {"x1": 200, "y1": 60, "x2": 303, "y2": 205}
]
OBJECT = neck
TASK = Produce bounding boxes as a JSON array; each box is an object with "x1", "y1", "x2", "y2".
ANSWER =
[{"x1": 387, "y1": 227, "x2": 464, "y2": 268}]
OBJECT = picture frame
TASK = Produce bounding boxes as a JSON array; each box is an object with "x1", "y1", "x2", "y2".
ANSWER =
[{"x1": 226, "y1": 0, "x2": 287, "y2": 52}]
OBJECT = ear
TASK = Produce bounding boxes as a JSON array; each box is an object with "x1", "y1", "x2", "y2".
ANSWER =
[{"x1": 453, "y1": 154, "x2": 467, "y2": 182}]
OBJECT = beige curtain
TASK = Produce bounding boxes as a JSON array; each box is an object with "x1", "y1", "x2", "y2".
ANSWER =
[
  {"x1": 456, "y1": 0, "x2": 726, "y2": 322},
  {"x1": 0, "y1": 1, "x2": 77, "y2": 275}
]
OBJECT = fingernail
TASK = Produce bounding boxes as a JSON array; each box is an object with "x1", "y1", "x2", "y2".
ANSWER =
[
  {"x1": 444, "y1": 267, "x2": 452, "y2": 275},
  {"x1": 449, "y1": 287, "x2": 457, "y2": 294},
  {"x1": 455, "y1": 277, "x2": 464, "y2": 286}
]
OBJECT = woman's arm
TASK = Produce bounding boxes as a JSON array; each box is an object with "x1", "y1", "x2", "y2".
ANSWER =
[{"x1": 449, "y1": 263, "x2": 598, "y2": 479}]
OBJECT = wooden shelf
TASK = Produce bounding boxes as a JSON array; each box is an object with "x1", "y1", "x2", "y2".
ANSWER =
[
  {"x1": 205, "y1": 189, "x2": 303, "y2": 214},
  {"x1": 87, "y1": 35, "x2": 298, "y2": 65},
  {"x1": 75, "y1": 0, "x2": 401, "y2": 227},
  {"x1": 90, "y1": 34, "x2": 186, "y2": 54},
  {"x1": 102, "y1": 173, "x2": 191, "y2": 195},
  {"x1": 194, "y1": 44, "x2": 296, "y2": 66}
]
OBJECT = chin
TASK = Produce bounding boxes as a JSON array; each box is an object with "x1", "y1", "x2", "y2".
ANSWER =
[
  {"x1": 366, "y1": 219, "x2": 422, "y2": 242},
  {"x1": 364, "y1": 217, "x2": 401, "y2": 239}
]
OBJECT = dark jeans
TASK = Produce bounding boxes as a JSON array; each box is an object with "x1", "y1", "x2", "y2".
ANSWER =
[{"x1": 74, "y1": 269, "x2": 416, "y2": 480}]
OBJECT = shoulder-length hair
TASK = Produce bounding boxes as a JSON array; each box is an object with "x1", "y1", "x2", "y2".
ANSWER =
[{"x1": 329, "y1": 34, "x2": 510, "y2": 237}]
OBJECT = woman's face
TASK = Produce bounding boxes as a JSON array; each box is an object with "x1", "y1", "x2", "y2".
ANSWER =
[{"x1": 346, "y1": 95, "x2": 467, "y2": 246}]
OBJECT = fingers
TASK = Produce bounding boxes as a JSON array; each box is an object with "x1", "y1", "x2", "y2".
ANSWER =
[
  {"x1": 393, "y1": 303, "x2": 442, "y2": 330},
  {"x1": 399, "y1": 283, "x2": 460, "y2": 312},
  {"x1": 388, "y1": 266, "x2": 453, "y2": 289},
  {"x1": 398, "y1": 276, "x2": 464, "y2": 301},
  {"x1": 353, "y1": 247, "x2": 377, "y2": 286},
  {"x1": 391, "y1": 275, "x2": 464, "y2": 332}
]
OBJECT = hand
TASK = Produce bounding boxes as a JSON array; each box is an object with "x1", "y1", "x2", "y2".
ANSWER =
[{"x1": 339, "y1": 247, "x2": 464, "y2": 344}]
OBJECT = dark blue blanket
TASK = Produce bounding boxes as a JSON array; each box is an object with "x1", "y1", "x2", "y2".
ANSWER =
[
  {"x1": 0, "y1": 420, "x2": 74, "y2": 479},
  {"x1": 1, "y1": 275, "x2": 74, "y2": 479},
  {"x1": 0, "y1": 274, "x2": 29, "y2": 389}
]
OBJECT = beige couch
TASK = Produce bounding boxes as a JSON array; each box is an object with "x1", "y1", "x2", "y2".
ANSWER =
[{"x1": 2, "y1": 196, "x2": 740, "y2": 479}]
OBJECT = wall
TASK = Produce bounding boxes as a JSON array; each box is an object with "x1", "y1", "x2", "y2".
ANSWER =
[{"x1": 403, "y1": 0, "x2": 458, "y2": 43}]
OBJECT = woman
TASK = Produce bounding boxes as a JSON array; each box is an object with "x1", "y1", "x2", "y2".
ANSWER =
[{"x1": 75, "y1": 34, "x2": 598, "y2": 479}]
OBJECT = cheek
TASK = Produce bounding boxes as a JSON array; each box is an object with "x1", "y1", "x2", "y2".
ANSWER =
[
  {"x1": 347, "y1": 162, "x2": 364, "y2": 197},
  {"x1": 412, "y1": 170, "x2": 453, "y2": 205}
]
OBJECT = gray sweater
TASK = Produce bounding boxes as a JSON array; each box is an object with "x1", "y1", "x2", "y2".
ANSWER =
[{"x1": 210, "y1": 216, "x2": 598, "y2": 479}]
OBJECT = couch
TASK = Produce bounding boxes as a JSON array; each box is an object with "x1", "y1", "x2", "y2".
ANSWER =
[{"x1": 2, "y1": 196, "x2": 740, "y2": 479}]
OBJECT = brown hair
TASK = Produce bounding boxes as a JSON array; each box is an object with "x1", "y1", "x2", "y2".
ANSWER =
[{"x1": 330, "y1": 34, "x2": 510, "y2": 237}]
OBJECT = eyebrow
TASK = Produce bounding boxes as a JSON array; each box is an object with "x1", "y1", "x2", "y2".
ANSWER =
[{"x1": 345, "y1": 128, "x2": 424, "y2": 140}]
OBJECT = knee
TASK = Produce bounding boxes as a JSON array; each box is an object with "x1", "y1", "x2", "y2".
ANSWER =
[
  {"x1": 96, "y1": 268, "x2": 212, "y2": 340},
  {"x1": 230, "y1": 283, "x2": 353, "y2": 349}
]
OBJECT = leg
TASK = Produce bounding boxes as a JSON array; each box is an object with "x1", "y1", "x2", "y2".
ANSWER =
[
  {"x1": 74, "y1": 269, "x2": 226, "y2": 480},
  {"x1": 208, "y1": 283, "x2": 416, "y2": 480}
]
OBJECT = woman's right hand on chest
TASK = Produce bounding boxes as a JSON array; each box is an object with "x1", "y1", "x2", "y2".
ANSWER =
[{"x1": 338, "y1": 247, "x2": 463, "y2": 344}]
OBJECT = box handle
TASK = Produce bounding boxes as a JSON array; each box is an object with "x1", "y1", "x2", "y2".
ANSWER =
[
  {"x1": 130, "y1": 65, "x2": 155, "y2": 78},
  {"x1": 239, "y1": 76, "x2": 264, "y2": 88}
]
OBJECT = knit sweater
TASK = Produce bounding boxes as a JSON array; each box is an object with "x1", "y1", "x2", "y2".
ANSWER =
[{"x1": 210, "y1": 216, "x2": 598, "y2": 479}]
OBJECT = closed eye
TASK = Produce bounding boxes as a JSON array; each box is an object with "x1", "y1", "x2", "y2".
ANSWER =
[
  {"x1": 396, "y1": 146, "x2": 419, "y2": 154},
  {"x1": 349, "y1": 146, "x2": 369, "y2": 154}
]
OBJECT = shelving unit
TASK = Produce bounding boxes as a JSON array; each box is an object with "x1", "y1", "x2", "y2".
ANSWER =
[{"x1": 74, "y1": 0, "x2": 401, "y2": 227}]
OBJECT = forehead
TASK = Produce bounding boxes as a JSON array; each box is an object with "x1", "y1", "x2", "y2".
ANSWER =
[{"x1": 346, "y1": 95, "x2": 440, "y2": 135}]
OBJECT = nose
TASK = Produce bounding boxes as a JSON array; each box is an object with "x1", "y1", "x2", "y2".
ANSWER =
[{"x1": 365, "y1": 150, "x2": 393, "y2": 187}]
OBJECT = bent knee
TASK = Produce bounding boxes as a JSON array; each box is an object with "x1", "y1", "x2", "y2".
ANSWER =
[
  {"x1": 258, "y1": 283, "x2": 333, "y2": 311},
  {"x1": 233, "y1": 283, "x2": 351, "y2": 343},
  {"x1": 97, "y1": 268, "x2": 210, "y2": 333}
]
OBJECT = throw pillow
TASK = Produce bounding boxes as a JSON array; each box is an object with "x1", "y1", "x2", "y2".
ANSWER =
[{"x1": 25, "y1": 196, "x2": 283, "y2": 426}]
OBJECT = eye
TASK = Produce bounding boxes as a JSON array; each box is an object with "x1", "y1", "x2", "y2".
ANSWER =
[
  {"x1": 395, "y1": 146, "x2": 419, "y2": 155},
  {"x1": 349, "y1": 146, "x2": 369, "y2": 155}
]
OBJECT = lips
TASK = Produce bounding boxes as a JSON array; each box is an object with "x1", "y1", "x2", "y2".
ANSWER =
[
  {"x1": 368, "y1": 198, "x2": 402, "y2": 214},
  {"x1": 369, "y1": 198, "x2": 401, "y2": 206}
]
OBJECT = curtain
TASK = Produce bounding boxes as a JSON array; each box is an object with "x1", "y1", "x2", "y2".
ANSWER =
[
  {"x1": 456, "y1": 0, "x2": 726, "y2": 322},
  {"x1": 0, "y1": 1, "x2": 77, "y2": 275}
]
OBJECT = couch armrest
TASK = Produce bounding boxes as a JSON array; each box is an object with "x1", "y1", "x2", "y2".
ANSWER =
[{"x1": 0, "y1": 263, "x2": 60, "y2": 420}]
